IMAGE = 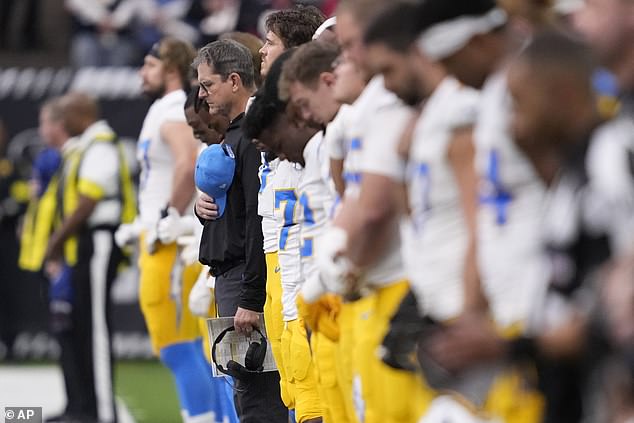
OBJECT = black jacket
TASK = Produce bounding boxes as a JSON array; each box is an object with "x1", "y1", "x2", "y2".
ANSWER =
[{"x1": 198, "y1": 113, "x2": 266, "y2": 312}]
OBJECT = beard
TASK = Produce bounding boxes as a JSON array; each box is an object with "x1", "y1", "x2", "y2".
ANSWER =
[
  {"x1": 142, "y1": 82, "x2": 167, "y2": 102},
  {"x1": 209, "y1": 102, "x2": 231, "y2": 119}
]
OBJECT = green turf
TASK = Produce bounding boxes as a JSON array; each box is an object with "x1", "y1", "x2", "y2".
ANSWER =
[{"x1": 115, "y1": 360, "x2": 181, "y2": 423}]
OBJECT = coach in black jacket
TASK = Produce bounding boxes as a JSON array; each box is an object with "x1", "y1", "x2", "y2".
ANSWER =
[{"x1": 194, "y1": 39, "x2": 287, "y2": 423}]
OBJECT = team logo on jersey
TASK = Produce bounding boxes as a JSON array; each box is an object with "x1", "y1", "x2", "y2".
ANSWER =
[{"x1": 223, "y1": 144, "x2": 235, "y2": 159}]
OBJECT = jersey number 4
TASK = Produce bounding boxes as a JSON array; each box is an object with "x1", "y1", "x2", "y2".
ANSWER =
[{"x1": 480, "y1": 149, "x2": 512, "y2": 225}]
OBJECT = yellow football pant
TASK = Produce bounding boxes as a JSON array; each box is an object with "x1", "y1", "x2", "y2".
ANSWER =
[
  {"x1": 483, "y1": 324, "x2": 544, "y2": 423},
  {"x1": 312, "y1": 329, "x2": 353, "y2": 423},
  {"x1": 353, "y1": 281, "x2": 433, "y2": 423},
  {"x1": 263, "y1": 252, "x2": 292, "y2": 407},
  {"x1": 484, "y1": 368, "x2": 544, "y2": 423},
  {"x1": 280, "y1": 319, "x2": 323, "y2": 422},
  {"x1": 336, "y1": 299, "x2": 361, "y2": 423},
  {"x1": 138, "y1": 233, "x2": 201, "y2": 355}
]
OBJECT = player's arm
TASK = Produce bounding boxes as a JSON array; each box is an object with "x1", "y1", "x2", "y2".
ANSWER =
[
  {"x1": 235, "y1": 138, "x2": 267, "y2": 334},
  {"x1": 325, "y1": 112, "x2": 347, "y2": 198},
  {"x1": 335, "y1": 173, "x2": 400, "y2": 268},
  {"x1": 396, "y1": 111, "x2": 421, "y2": 217},
  {"x1": 46, "y1": 195, "x2": 97, "y2": 261},
  {"x1": 425, "y1": 306, "x2": 587, "y2": 372},
  {"x1": 330, "y1": 159, "x2": 345, "y2": 198},
  {"x1": 447, "y1": 126, "x2": 488, "y2": 313},
  {"x1": 334, "y1": 105, "x2": 412, "y2": 267},
  {"x1": 161, "y1": 121, "x2": 198, "y2": 214}
]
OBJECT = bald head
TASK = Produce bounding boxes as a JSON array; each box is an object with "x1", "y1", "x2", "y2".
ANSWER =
[{"x1": 58, "y1": 92, "x2": 100, "y2": 137}]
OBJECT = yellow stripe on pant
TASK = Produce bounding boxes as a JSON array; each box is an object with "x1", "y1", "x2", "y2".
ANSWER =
[
  {"x1": 281, "y1": 319, "x2": 322, "y2": 422},
  {"x1": 263, "y1": 252, "x2": 292, "y2": 407},
  {"x1": 352, "y1": 281, "x2": 433, "y2": 423},
  {"x1": 138, "y1": 233, "x2": 201, "y2": 355}
]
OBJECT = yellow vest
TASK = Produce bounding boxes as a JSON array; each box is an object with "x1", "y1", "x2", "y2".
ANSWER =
[
  {"x1": 19, "y1": 133, "x2": 136, "y2": 270},
  {"x1": 18, "y1": 175, "x2": 60, "y2": 271}
]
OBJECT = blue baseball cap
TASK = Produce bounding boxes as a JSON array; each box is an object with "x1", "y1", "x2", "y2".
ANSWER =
[{"x1": 195, "y1": 144, "x2": 236, "y2": 217}]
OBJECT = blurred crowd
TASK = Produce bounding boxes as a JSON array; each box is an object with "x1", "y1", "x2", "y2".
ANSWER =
[{"x1": 0, "y1": 0, "x2": 338, "y2": 67}]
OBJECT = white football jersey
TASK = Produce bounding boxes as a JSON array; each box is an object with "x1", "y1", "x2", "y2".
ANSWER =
[
  {"x1": 404, "y1": 77, "x2": 480, "y2": 321},
  {"x1": 324, "y1": 104, "x2": 351, "y2": 161},
  {"x1": 273, "y1": 160, "x2": 304, "y2": 321},
  {"x1": 298, "y1": 132, "x2": 337, "y2": 296},
  {"x1": 339, "y1": 76, "x2": 411, "y2": 288},
  {"x1": 258, "y1": 155, "x2": 279, "y2": 254},
  {"x1": 137, "y1": 89, "x2": 189, "y2": 228},
  {"x1": 474, "y1": 72, "x2": 549, "y2": 328}
]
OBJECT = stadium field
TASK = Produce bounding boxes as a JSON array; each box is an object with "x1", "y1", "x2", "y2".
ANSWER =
[{"x1": 0, "y1": 360, "x2": 182, "y2": 423}]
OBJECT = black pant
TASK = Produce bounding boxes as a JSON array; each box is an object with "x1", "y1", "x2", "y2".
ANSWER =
[
  {"x1": 215, "y1": 263, "x2": 288, "y2": 423},
  {"x1": 57, "y1": 228, "x2": 121, "y2": 423},
  {"x1": 0, "y1": 221, "x2": 24, "y2": 358}
]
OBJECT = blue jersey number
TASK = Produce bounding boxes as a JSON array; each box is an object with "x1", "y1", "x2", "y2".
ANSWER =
[
  {"x1": 299, "y1": 192, "x2": 315, "y2": 257},
  {"x1": 479, "y1": 149, "x2": 512, "y2": 225},
  {"x1": 275, "y1": 189, "x2": 297, "y2": 250}
]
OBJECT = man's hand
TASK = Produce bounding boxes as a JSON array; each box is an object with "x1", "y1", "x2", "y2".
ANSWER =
[
  {"x1": 424, "y1": 313, "x2": 507, "y2": 372},
  {"x1": 114, "y1": 219, "x2": 143, "y2": 248},
  {"x1": 195, "y1": 193, "x2": 219, "y2": 221},
  {"x1": 298, "y1": 293, "x2": 342, "y2": 342},
  {"x1": 315, "y1": 227, "x2": 358, "y2": 297},
  {"x1": 45, "y1": 259, "x2": 64, "y2": 281},
  {"x1": 158, "y1": 207, "x2": 194, "y2": 243},
  {"x1": 44, "y1": 235, "x2": 63, "y2": 264},
  {"x1": 189, "y1": 269, "x2": 213, "y2": 317},
  {"x1": 234, "y1": 307, "x2": 260, "y2": 335}
]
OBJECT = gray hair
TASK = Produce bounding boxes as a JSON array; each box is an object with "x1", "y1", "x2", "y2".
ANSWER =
[{"x1": 193, "y1": 39, "x2": 255, "y2": 90}]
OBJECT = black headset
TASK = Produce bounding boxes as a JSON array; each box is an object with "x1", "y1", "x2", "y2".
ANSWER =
[{"x1": 211, "y1": 326, "x2": 268, "y2": 380}]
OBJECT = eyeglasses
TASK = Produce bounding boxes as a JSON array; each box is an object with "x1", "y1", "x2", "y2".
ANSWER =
[{"x1": 198, "y1": 81, "x2": 212, "y2": 95}]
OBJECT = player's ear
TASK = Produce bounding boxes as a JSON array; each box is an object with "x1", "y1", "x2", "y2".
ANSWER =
[
  {"x1": 230, "y1": 73, "x2": 241, "y2": 92},
  {"x1": 321, "y1": 72, "x2": 336, "y2": 87}
]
